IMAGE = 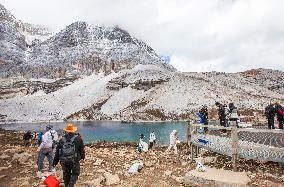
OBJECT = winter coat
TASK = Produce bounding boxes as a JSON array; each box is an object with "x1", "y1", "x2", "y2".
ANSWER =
[
  {"x1": 275, "y1": 104, "x2": 284, "y2": 120},
  {"x1": 265, "y1": 104, "x2": 276, "y2": 118}
]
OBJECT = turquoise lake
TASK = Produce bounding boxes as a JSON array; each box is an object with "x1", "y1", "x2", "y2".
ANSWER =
[{"x1": 0, "y1": 121, "x2": 188, "y2": 145}]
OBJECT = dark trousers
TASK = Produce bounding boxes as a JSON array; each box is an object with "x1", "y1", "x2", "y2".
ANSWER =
[
  {"x1": 268, "y1": 117, "x2": 275, "y2": 129},
  {"x1": 220, "y1": 117, "x2": 227, "y2": 133},
  {"x1": 204, "y1": 119, "x2": 208, "y2": 133},
  {"x1": 61, "y1": 162, "x2": 80, "y2": 187},
  {"x1": 278, "y1": 119, "x2": 283, "y2": 129}
]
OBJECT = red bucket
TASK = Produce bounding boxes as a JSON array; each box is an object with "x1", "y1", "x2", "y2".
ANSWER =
[{"x1": 43, "y1": 175, "x2": 60, "y2": 187}]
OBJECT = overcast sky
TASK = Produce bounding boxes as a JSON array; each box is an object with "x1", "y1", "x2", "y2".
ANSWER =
[{"x1": 1, "y1": 0, "x2": 283, "y2": 72}]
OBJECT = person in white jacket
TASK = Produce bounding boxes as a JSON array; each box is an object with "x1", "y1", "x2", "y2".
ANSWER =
[
  {"x1": 37, "y1": 125, "x2": 58, "y2": 177},
  {"x1": 149, "y1": 131, "x2": 156, "y2": 149},
  {"x1": 166, "y1": 130, "x2": 179, "y2": 154}
]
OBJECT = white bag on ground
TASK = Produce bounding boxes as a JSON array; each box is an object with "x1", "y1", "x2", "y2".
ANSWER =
[
  {"x1": 196, "y1": 162, "x2": 206, "y2": 172},
  {"x1": 128, "y1": 163, "x2": 144, "y2": 174}
]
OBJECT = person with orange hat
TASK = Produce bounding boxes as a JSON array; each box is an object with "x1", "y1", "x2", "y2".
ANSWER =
[{"x1": 52, "y1": 123, "x2": 85, "y2": 187}]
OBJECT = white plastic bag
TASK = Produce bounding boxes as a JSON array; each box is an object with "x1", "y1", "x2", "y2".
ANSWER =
[{"x1": 196, "y1": 162, "x2": 206, "y2": 172}]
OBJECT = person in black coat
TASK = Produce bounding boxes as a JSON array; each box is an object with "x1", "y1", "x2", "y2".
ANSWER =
[
  {"x1": 265, "y1": 103, "x2": 276, "y2": 129},
  {"x1": 215, "y1": 102, "x2": 227, "y2": 133},
  {"x1": 53, "y1": 123, "x2": 85, "y2": 187},
  {"x1": 199, "y1": 105, "x2": 209, "y2": 133},
  {"x1": 23, "y1": 130, "x2": 33, "y2": 146}
]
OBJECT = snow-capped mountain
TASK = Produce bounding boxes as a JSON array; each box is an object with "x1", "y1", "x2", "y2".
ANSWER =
[{"x1": 0, "y1": 4, "x2": 283, "y2": 122}]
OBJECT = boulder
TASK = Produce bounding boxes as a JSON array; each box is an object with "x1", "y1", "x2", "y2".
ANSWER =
[
  {"x1": 0, "y1": 165, "x2": 12, "y2": 172},
  {"x1": 12, "y1": 152, "x2": 32, "y2": 163},
  {"x1": 0, "y1": 154, "x2": 10, "y2": 159},
  {"x1": 184, "y1": 167, "x2": 251, "y2": 187},
  {"x1": 103, "y1": 172, "x2": 120, "y2": 185},
  {"x1": 20, "y1": 181, "x2": 30, "y2": 187},
  {"x1": 84, "y1": 175, "x2": 105, "y2": 187}
]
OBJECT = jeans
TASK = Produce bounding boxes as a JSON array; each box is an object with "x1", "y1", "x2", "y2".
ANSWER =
[
  {"x1": 37, "y1": 148, "x2": 54, "y2": 172},
  {"x1": 62, "y1": 162, "x2": 80, "y2": 187}
]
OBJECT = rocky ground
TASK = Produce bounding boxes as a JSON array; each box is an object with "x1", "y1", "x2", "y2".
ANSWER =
[{"x1": 0, "y1": 128, "x2": 284, "y2": 187}]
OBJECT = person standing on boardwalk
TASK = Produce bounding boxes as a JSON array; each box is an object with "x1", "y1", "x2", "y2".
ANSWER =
[
  {"x1": 215, "y1": 102, "x2": 227, "y2": 134},
  {"x1": 265, "y1": 103, "x2": 276, "y2": 129},
  {"x1": 228, "y1": 103, "x2": 239, "y2": 127},
  {"x1": 275, "y1": 102, "x2": 284, "y2": 129},
  {"x1": 53, "y1": 123, "x2": 85, "y2": 187},
  {"x1": 199, "y1": 105, "x2": 209, "y2": 133}
]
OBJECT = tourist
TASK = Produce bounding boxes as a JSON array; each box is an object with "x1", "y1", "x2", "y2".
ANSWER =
[
  {"x1": 139, "y1": 133, "x2": 145, "y2": 142},
  {"x1": 166, "y1": 130, "x2": 179, "y2": 154},
  {"x1": 228, "y1": 103, "x2": 239, "y2": 127},
  {"x1": 149, "y1": 131, "x2": 156, "y2": 149},
  {"x1": 265, "y1": 102, "x2": 276, "y2": 129},
  {"x1": 275, "y1": 102, "x2": 284, "y2": 129},
  {"x1": 199, "y1": 105, "x2": 209, "y2": 133},
  {"x1": 137, "y1": 138, "x2": 149, "y2": 153},
  {"x1": 23, "y1": 130, "x2": 33, "y2": 146},
  {"x1": 53, "y1": 123, "x2": 85, "y2": 187},
  {"x1": 37, "y1": 126, "x2": 56, "y2": 178},
  {"x1": 215, "y1": 102, "x2": 227, "y2": 134},
  {"x1": 37, "y1": 132, "x2": 43, "y2": 146}
]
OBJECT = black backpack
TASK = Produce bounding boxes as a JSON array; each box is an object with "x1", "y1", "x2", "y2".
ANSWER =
[{"x1": 60, "y1": 135, "x2": 78, "y2": 164}]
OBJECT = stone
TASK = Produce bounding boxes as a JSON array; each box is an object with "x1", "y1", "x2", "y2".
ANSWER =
[
  {"x1": 0, "y1": 165, "x2": 12, "y2": 172},
  {"x1": 103, "y1": 172, "x2": 120, "y2": 185},
  {"x1": 0, "y1": 175, "x2": 7, "y2": 180},
  {"x1": 0, "y1": 154, "x2": 10, "y2": 159},
  {"x1": 84, "y1": 175, "x2": 105, "y2": 187},
  {"x1": 164, "y1": 170, "x2": 173, "y2": 176},
  {"x1": 184, "y1": 167, "x2": 251, "y2": 187},
  {"x1": 281, "y1": 175, "x2": 284, "y2": 182},
  {"x1": 172, "y1": 175, "x2": 184, "y2": 183},
  {"x1": 94, "y1": 158, "x2": 104, "y2": 166},
  {"x1": 97, "y1": 169, "x2": 106, "y2": 173},
  {"x1": 195, "y1": 156, "x2": 216, "y2": 165},
  {"x1": 12, "y1": 152, "x2": 31, "y2": 163},
  {"x1": 20, "y1": 181, "x2": 30, "y2": 187}
]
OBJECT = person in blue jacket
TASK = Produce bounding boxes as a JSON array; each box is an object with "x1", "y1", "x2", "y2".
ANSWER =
[{"x1": 37, "y1": 132, "x2": 43, "y2": 146}]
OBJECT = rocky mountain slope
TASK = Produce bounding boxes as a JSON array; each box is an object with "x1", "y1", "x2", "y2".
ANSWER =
[
  {"x1": 0, "y1": 64, "x2": 283, "y2": 122},
  {"x1": 0, "y1": 4, "x2": 283, "y2": 122}
]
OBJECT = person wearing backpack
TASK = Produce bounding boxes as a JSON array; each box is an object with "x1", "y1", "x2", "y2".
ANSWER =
[
  {"x1": 265, "y1": 103, "x2": 276, "y2": 129},
  {"x1": 275, "y1": 102, "x2": 284, "y2": 129},
  {"x1": 215, "y1": 102, "x2": 227, "y2": 134},
  {"x1": 53, "y1": 123, "x2": 85, "y2": 187},
  {"x1": 37, "y1": 125, "x2": 56, "y2": 178}
]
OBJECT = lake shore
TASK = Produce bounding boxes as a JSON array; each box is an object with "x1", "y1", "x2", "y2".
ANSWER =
[
  {"x1": 0, "y1": 119, "x2": 191, "y2": 125},
  {"x1": 0, "y1": 128, "x2": 283, "y2": 187}
]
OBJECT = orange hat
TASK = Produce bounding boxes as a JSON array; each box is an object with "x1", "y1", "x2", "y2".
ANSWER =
[{"x1": 64, "y1": 123, "x2": 77, "y2": 133}]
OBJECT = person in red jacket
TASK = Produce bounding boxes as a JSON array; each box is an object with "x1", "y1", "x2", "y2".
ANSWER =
[{"x1": 275, "y1": 102, "x2": 284, "y2": 129}]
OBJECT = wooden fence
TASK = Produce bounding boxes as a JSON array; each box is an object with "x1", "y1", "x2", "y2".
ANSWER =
[{"x1": 187, "y1": 121, "x2": 284, "y2": 172}]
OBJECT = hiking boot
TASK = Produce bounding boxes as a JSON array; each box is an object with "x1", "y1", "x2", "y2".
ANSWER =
[
  {"x1": 36, "y1": 171, "x2": 43, "y2": 179},
  {"x1": 48, "y1": 168, "x2": 56, "y2": 174}
]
